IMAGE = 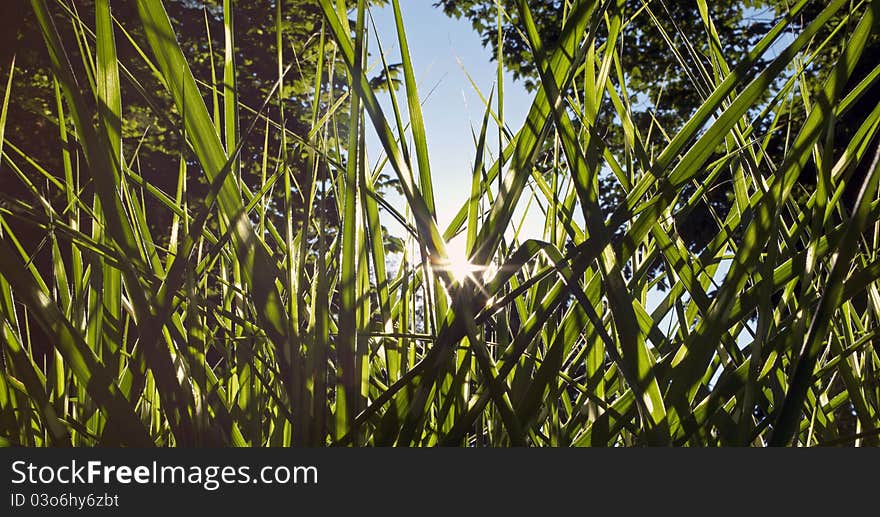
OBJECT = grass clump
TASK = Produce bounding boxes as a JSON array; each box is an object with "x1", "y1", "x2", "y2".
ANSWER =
[{"x1": 0, "y1": 0, "x2": 879, "y2": 446}]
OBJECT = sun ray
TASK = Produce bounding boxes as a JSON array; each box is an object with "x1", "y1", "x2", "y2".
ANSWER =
[{"x1": 433, "y1": 237, "x2": 486, "y2": 285}]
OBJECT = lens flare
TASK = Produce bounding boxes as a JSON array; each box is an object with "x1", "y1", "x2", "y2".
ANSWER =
[{"x1": 434, "y1": 238, "x2": 485, "y2": 284}]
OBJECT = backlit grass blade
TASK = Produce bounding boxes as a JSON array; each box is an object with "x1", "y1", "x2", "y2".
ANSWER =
[
  {"x1": 0, "y1": 54, "x2": 13, "y2": 161},
  {"x1": 516, "y1": 0, "x2": 668, "y2": 442},
  {"x1": 772, "y1": 140, "x2": 880, "y2": 445},
  {"x1": 665, "y1": 0, "x2": 877, "y2": 433},
  {"x1": 0, "y1": 239, "x2": 152, "y2": 446},
  {"x1": 315, "y1": 0, "x2": 447, "y2": 261},
  {"x1": 335, "y1": 0, "x2": 367, "y2": 443},
  {"x1": 31, "y1": 0, "x2": 202, "y2": 444},
  {"x1": 390, "y1": 0, "x2": 436, "y2": 218},
  {"x1": 134, "y1": 0, "x2": 299, "y2": 423}
]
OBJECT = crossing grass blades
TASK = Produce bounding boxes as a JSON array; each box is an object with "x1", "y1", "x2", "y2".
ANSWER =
[{"x1": 0, "y1": 0, "x2": 879, "y2": 446}]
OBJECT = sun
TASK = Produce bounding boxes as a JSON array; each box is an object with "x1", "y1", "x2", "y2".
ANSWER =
[
  {"x1": 435, "y1": 238, "x2": 485, "y2": 284},
  {"x1": 445, "y1": 254, "x2": 485, "y2": 284}
]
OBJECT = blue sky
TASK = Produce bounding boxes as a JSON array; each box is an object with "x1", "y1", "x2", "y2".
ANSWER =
[
  {"x1": 360, "y1": 2, "x2": 760, "y2": 342},
  {"x1": 364, "y1": 2, "x2": 535, "y2": 252}
]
